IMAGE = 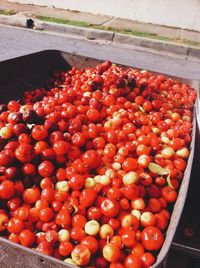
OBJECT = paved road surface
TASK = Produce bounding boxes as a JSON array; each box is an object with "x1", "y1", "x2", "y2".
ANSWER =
[{"x1": 0, "y1": 24, "x2": 200, "y2": 88}]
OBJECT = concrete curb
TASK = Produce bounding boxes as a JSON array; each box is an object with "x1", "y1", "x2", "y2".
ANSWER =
[
  {"x1": 42, "y1": 22, "x2": 200, "y2": 59},
  {"x1": 187, "y1": 46, "x2": 200, "y2": 60},
  {"x1": 113, "y1": 33, "x2": 189, "y2": 56},
  {"x1": 41, "y1": 21, "x2": 114, "y2": 42}
]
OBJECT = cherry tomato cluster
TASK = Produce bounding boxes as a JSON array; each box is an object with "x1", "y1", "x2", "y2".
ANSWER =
[{"x1": 0, "y1": 60, "x2": 196, "y2": 268}]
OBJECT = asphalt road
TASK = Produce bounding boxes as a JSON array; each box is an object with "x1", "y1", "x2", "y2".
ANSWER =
[{"x1": 0, "y1": 24, "x2": 200, "y2": 88}]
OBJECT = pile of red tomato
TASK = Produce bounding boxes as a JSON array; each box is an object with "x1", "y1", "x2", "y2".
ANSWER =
[{"x1": 0, "y1": 60, "x2": 197, "y2": 268}]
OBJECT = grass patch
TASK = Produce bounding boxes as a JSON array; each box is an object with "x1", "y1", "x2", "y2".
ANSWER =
[
  {"x1": 37, "y1": 15, "x2": 200, "y2": 47},
  {"x1": 36, "y1": 15, "x2": 91, "y2": 28},
  {"x1": 0, "y1": 9, "x2": 16, "y2": 16}
]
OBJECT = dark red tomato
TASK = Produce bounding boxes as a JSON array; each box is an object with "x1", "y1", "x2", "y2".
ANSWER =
[
  {"x1": 173, "y1": 158, "x2": 187, "y2": 171},
  {"x1": 7, "y1": 218, "x2": 24, "y2": 234},
  {"x1": 72, "y1": 214, "x2": 87, "y2": 228},
  {"x1": 38, "y1": 161, "x2": 55, "y2": 177},
  {"x1": 0, "y1": 180, "x2": 15, "y2": 199},
  {"x1": 45, "y1": 230, "x2": 58, "y2": 244},
  {"x1": 106, "y1": 187, "x2": 121, "y2": 199},
  {"x1": 40, "y1": 178, "x2": 53, "y2": 189},
  {"x1": 140, "y1": 252, "x2": 155, "y2": 268},
  {"x1": 51, "y1": 200, "x2": 62, "y2": 213},
  {"x1": 0, "y1": 151, "x2": 14, "y2": 167},
  {"x1": 53, "y1": 141, "x2": 70, "y2": 155},
  {"x1": 81, "y1": 236, "x2": 99, "y2": 254},
  {"x1": 106, "y1": 130, "x2": 118, "y2": 143},
  {"x1": 55, "y1": 209, "x2": 71, "y2": 228},
  {"x1": 28, "y1": 207, "x2": 40, "y2": 222},
  {"x1": 95, "y1": 257, "x2": 109, "y2": 268},
  {"x1": 101, "y1": 198, "x2": 120, "y2": 218},
  {"x1": 121, "y1": 230, "x2": 136, "y2": 248},
  {"x1": 87, "y1": 108, "x2": 101, "y2": 122},
  {"x1": 15, "y1": 144, "x2": 35, "y2": 163},
  {"x1": 49, "y1": 131, "x2": 64, "y2": 144},
  {"x1": 23, "y1": 188, "x2": 40, "y2": 204},
  {"x1": 70, "y1": 227, "x2": 86, "y2": 242},
  {"x1": 13, "y1": 206, "x2": 29, "y2": 221},
  {"x1": 82, "y1": 150, "x2": 100, "y2": 168},
  {"x1": 87, "y1": 206, "x2": 102, "y2": 220},
  {"x1": 93, "y1": 137, "x2": 106, "y2": 149},
  {"x1": 41, "y1": 148, "x2": 56, "y2": 161},
  {"x1": 7, "y1": 197, "x2": 21, "y2": 211},
  {"x1": 5, "y1": 167, "x2": 20, "y2": 180},
  {"x1": 58, "y1": 240, "x2": 73, "y2": 256},
  {"x1": 39, "y1": 207, "x2": 54, "y2": 222},
  {"x1": 36, "y1": 241, "x2": 53, "y2": 256},
  {"x1": 22, "y1": 163, "x2": 36, "y2": 176},
  {"x1": 41, "y1": 188, "x2": 55, "y2": 203},
  {"x1": 67, "y1": 146, "x2": 81, "y2": 161},
  {"x1": 71, "y1": 132, "x2": 86, "y2": 147},
  {"x1": 109, "y1": 263, "x2": 124, "y2": 268},
  {"x1": 79, "y1": 189, "x2": 97, "y2": 207},
  {"x1": 161, "y1": 186, "x2": 177, "y2": 203},
  {"x1": 120, "y1": 184, "x2": 139, "y2": 200},
  {"x1": 69, "y1": 174, "x2": 85, "y2": 190},
  {"x1": 7, "y1": 100, "x2": 20, "y2": 112},
  {"x1": 18, "y1": 133, "x2": 31, "y2": 144},
  {"x1": 141, "y1": 226, "x2": 164, "y2": 251},
  {"x1": 19, "y1": 229, "x2": 36, "y2": 247},
  {"x1": 34, "y1": 141, "x2": 49, "y2": 154},
  {"x1": 122, "y1": 158, "x2": 138, "y2": 171},
  {"x1": 31, "y1": 125, "x2": 48, "y2": 141},
  {"x1": 124, "y1": 254, "x2": 142, "y2": 268}
]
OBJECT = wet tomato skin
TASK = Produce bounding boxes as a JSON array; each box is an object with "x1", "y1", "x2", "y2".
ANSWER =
[{"x1": 141, "y1": 226, "x2": 164, "y2": 251}]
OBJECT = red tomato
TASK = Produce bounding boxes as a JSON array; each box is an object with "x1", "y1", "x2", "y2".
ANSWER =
[
  {"x1": 81, "y1": 236, "x2": 99, "y2": 254},
  {"x1": 71, "y1": 244, "x2": 91, "y2": 266},
  {"x1": 124, "y1": 254, "x2": 142, "y2": 268},
  {"x1": 38, "y1": 161, "x2": 55, "y2": 177},
  {"x1": 122, "y1": 158, "x2": 138, "y2": 171},
  {"x1": 36, "y1": 241, "x2": 53, "y2": 256},
  {"x1": 71, "y1": 132, "x2": 86, "y2": 147},
  {"x1": 103, "y1": 243, "x2": 121, "y2": 263},
  {"x1": 58, "y1": 240, "x2": 73, "y2": 256},
  {"x1": 82, "y1": 150, "x2": 100, "y2": 168},
  {"x1": 140, "y1": 252, "x2": 155, "y2": 267},
  {"x1": 56, "y1": 209, "x2": 71, "y2": 228},
  {"x1": 53, "y1": 140, "x2": 70, "y2": 155},
  {"x1": 161, "y1": 186, "x2": 177, "y2": 203},
  {"x1": 7, "y1": 218, "x2": 24, "y2": 234},
  {"x1": 15, "y1": 144, "x2": 35, "y2": 163},
  {"x1": 121, "y1": 229, "x2": 136, "y2": 248},
  {"x1": 0, "y1": 180, "x2": 15, "y2": 199},
  {"x1": 19, "y1": 229, "x2": 36, "y2": 247},
  {"x1": 101, "y1": 198, "x2": 120, "y2": 218},
  {"x1": 31, "y1": 125, "x2": 48, "y2": 141},
  {"x1": 141, "y1": 226, "x2": 164, "y2": 251},
  {"x1": 23, "y1": 187, "x2": 40, "y2": 204},
  {"x1": 79, "y1": 188, "x2": 97, "y2": 207}
]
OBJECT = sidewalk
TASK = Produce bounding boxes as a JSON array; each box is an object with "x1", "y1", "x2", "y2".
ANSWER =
[{"x1": 0, "y1": 0, "x2": 200, "y2": 60}]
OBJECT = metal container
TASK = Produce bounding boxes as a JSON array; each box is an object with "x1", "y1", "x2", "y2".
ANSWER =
[
  {"x1": 0, "y1": 50, "x2": 196, "y2": 268},
  {"x1": 171, "y1": 97, "x2": 200, "y2": 259}
]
